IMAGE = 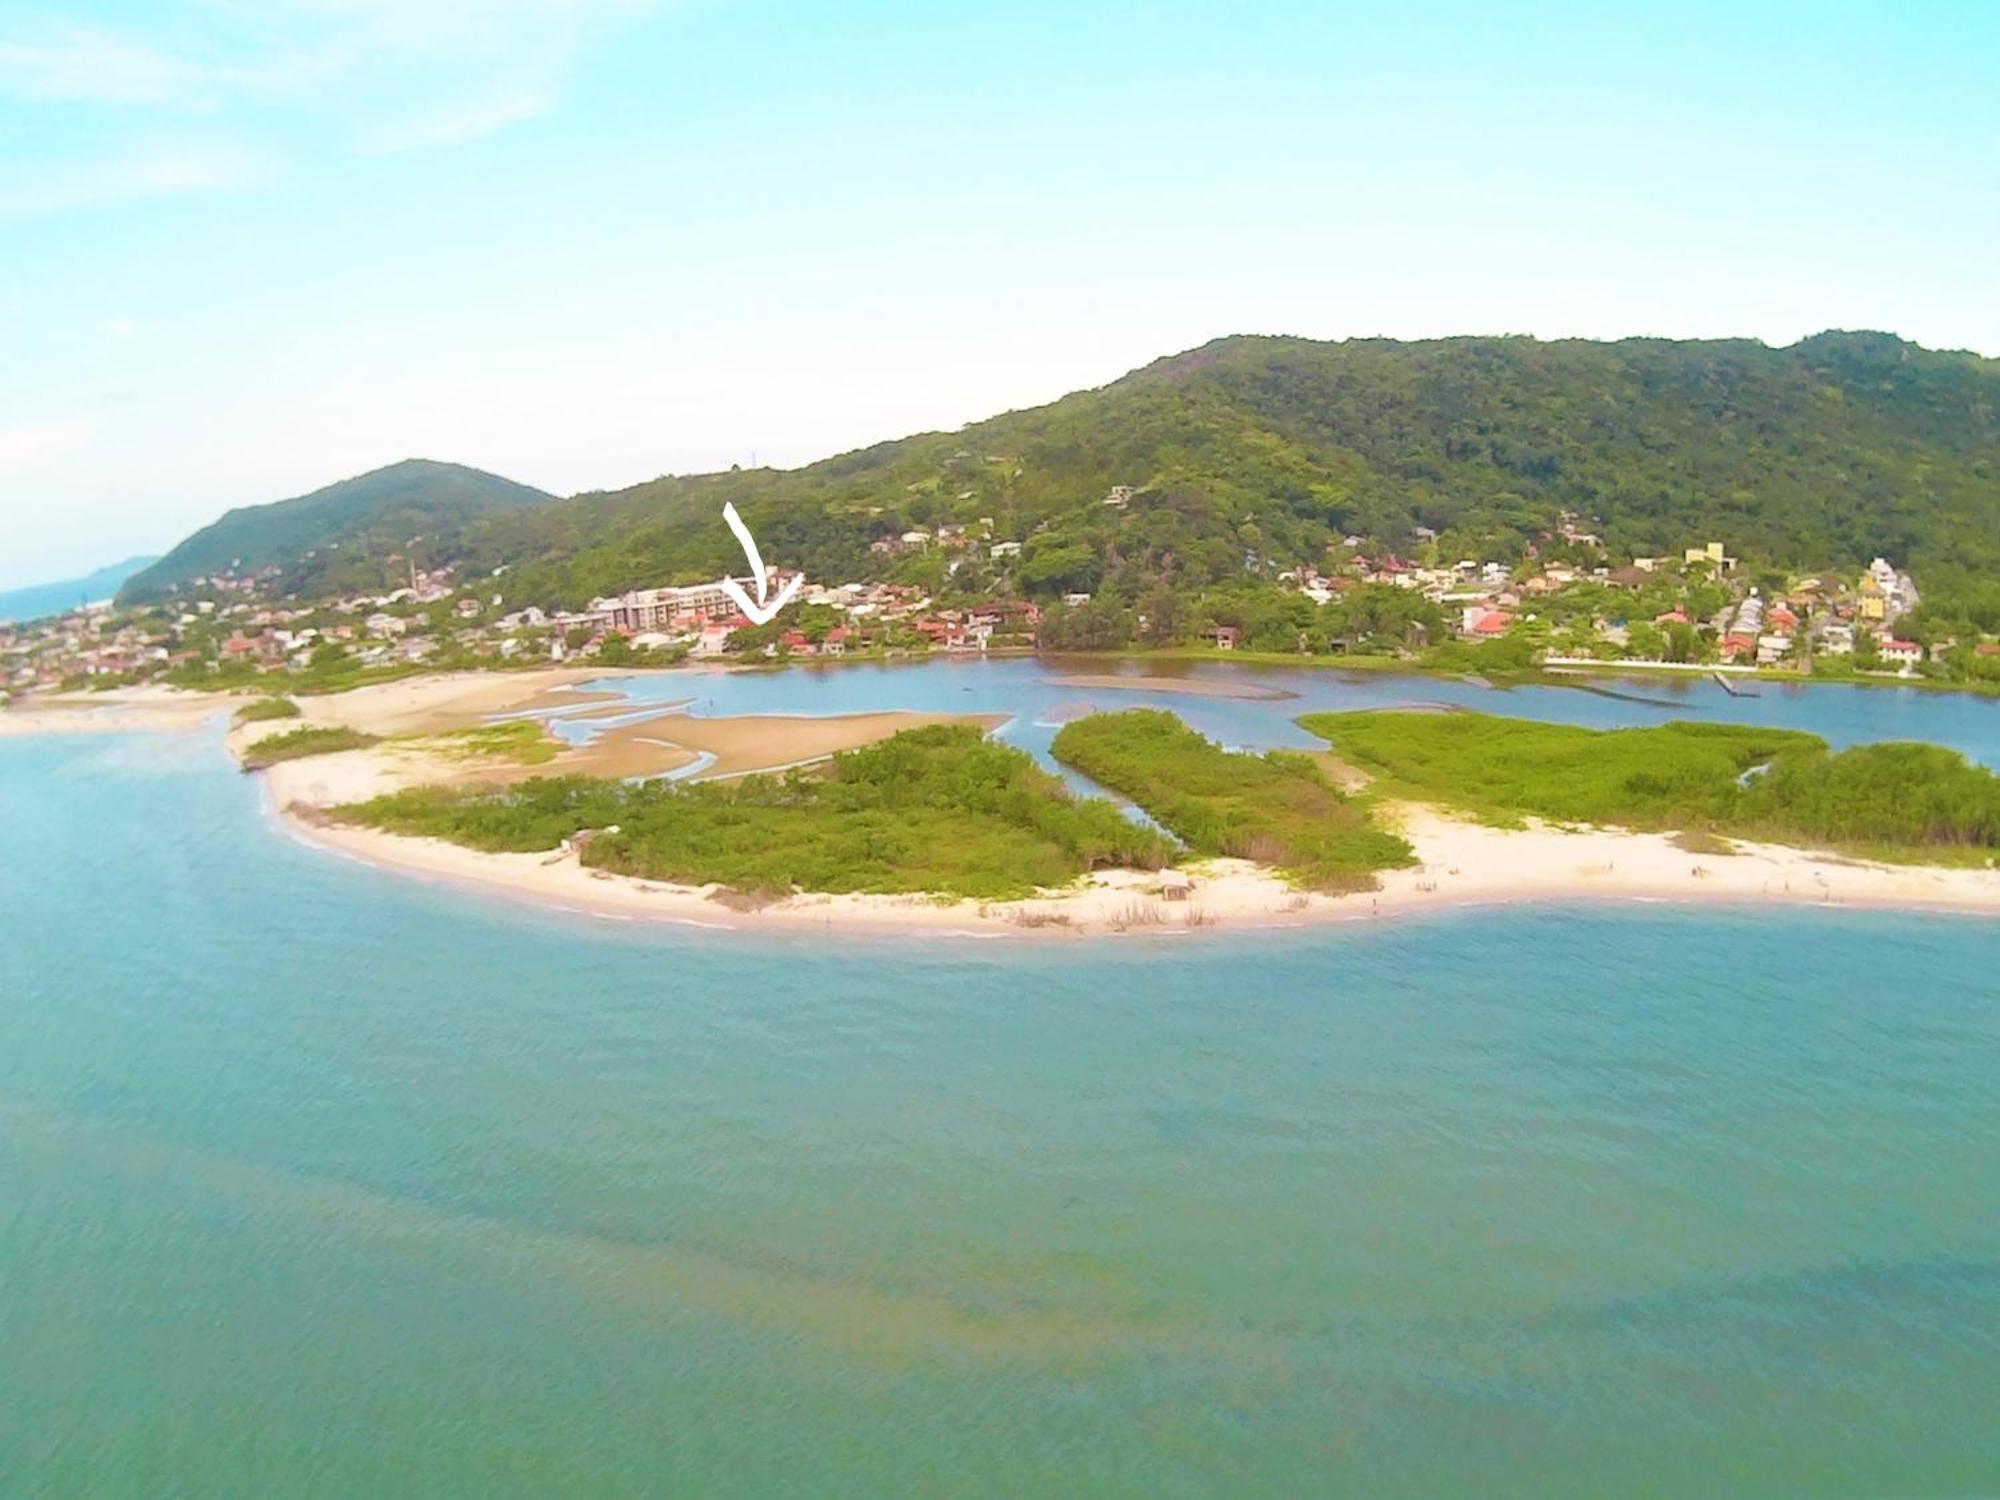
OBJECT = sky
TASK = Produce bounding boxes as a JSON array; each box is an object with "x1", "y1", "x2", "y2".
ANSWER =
[{"x1": 0, "y1": 0, "x2": 1995, "y2": 587}]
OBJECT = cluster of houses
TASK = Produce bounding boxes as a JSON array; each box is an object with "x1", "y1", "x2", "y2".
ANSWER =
[
  {"x1": 1288, "y1": 519, "x2": 1944, "y2": 674},
  {"x1": 1, "y1": 494, "x2": 1978, "y2": 697},
  {"x1": 0, "y1": 547, "x2": 1053, "y2": 696},
  {"x1": 1665, "y1": 555, "x2": 1923, "y2": 669},
  {"x1": 0, "y1": 565, "x2": 483, "y2": 695},
  {"x1": 544, "y1": 573, "x2": 1042, "y2": 660}
]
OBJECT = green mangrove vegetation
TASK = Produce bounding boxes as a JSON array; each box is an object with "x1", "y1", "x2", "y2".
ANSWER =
[
  {"x1": 240, "y1": 725, "x2": 380, "y2": 769},
  {"x1": 1050, "y1": 709, "x2": 1413, "y2": 891},
  {"x1": 333, "y1": 724, "x2": 1169, "y2": 901},
  {"x1": 233, "y1": 697, "x2": 301, "y2": 723},
  {"x1": 1303, "y1": 711, "x2": 2000, "y2": 861}
]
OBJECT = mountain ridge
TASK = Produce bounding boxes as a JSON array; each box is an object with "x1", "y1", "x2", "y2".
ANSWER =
[
  {"x1": 124, "y1": 331, "x2": 2000, "y2": 610},
  {"x1": 119, "y1": 459, "x2": 554, "y2": 604},
  {"x1": 460, "y1": 328, "x2": 2000, "y2": 608}
]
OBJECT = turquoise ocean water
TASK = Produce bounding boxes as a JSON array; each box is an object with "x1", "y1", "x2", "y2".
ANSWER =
[{"x1": 2, "y1": 663, "x2": 1997, "y2": 1496}]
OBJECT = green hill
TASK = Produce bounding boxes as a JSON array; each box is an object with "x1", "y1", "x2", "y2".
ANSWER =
[
  {"x1": 457, "y1": 330, "x2": 2000, "y2": 609},
  {"x1": 119, "y1": 459, "x2": 553, "y2": 604}
]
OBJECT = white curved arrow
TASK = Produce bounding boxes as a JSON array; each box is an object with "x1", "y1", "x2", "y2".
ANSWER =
[{"x1": 717, "y1": 502, "x2": 802, "y2": 624}]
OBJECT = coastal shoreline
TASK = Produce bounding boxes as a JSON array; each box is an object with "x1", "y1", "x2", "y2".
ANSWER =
[
  {"x1": 13, "y1": 669, "x2": 1997, "y2": 937},
  {"x1": 265, "y1": 784, "x2": 2000, "y2": 940}
]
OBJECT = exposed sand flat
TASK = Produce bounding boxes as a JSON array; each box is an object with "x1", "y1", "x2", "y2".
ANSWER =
[
  {"x1": 294, "y1": 668, "x2": 638, "y2": 737},
  {"x1": 527, "y1": 699, "x2": 690, "y2": 725},
  {"x1": 1039, "y1": 674, "x2": 1299, "y2": 701},
  {"x1": 0, "y1": 684, "x2": 237, "y2": 736},
  {"x1": 1, "y1": 669, "x2": 631, "y2": 740},
  {"x1": 257, "y1": 705, "x2": 1015, "y2": 805},
  {"x1": 497, "y1": 687, "x2": 634, "y2": 718},
  {"x1": 556, "y1": 729, "x2": 701, "y2": 780},
  {"x1": 573, "y1": 710, "x2": 1014, "y2": 780}
]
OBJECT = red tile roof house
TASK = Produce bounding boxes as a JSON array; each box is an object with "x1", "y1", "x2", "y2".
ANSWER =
[
  {"x1": 1880, "y1": 639, "x2": 1923, "y2": 666},
  {"x1": 1654, "y1": 608, "x2": 1689, "y2": 625},
  {"x1": 1718, "y1": 632, "x2": 1756, "y2": 661},
  {"x1": 914, "y1": 617, "x2": 977, "y2": 650},
  {"x1": 1767, "y1": 605, "x2": 1800, "y2": 632},
  {"x1": 697, "y1": 616, "x2": 749, "y2": 654}
]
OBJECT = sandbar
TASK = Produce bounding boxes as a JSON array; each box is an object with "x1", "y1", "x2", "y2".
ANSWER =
[{"x1": 1039, "y1": 674, "x2": 1299, "y2": 701}]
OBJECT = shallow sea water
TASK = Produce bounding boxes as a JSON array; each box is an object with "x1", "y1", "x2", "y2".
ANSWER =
[{"x1": 2, "y1": 666, "x2": 1997, "y2": 1496}]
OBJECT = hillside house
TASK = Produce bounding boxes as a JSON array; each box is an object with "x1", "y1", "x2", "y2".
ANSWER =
[{"x1": 1880, "y1": 639, "x2": 1923, "y2": 667}]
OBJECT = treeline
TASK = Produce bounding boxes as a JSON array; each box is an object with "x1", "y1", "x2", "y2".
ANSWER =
[
  {"x1": 1037, "y1": 580, "x2": 1445, "y2": 655},
  {"x1": 1304, "y1": 711, "x2": 2000, "y2": 859},
  {"x1": 1735, "y1": 742, "x2": 1999, "y2": 851},
  {"x1": 335, "y1": 724, "x2": 1169, "y2": 900},
  {"x1": 1050, "y1": 709, "x2": 1413, "y2": 891},
  {"x1": 1905, "y1": 570, "x2": 2000, "y2": 686}
]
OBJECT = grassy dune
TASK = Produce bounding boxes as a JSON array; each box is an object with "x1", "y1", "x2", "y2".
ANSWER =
[
  {"x1": 241, "y1": 725, "x2": 379, "y2": 769},
  {"x1": 233, "y1": 697, "x2": 301, "y2": 724}
]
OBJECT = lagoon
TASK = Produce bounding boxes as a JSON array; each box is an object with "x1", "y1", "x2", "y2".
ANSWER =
[{"x1": 588, "y1": 653, "x2": 2000, "y2": 770}]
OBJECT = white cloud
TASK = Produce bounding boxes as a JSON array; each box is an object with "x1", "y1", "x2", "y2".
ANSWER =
[
  {"x1": 289, "y1": 0, "x2": 652, "y2": 53},
  {"x1": 0, "y1": 26, "x2": 200, "y2": 104},
  {"x1": 0, "y1": 1, "x2": 664, "y2": 214},
  {"x1": 360, "y1": 85, "x2": 553, "y2": 153},
  {"x1": 0, "y1": 140, "x2": 273, "y2": 219},
  {"x1": 0, "y1": 419, "x2": 91, "y2": 478}
]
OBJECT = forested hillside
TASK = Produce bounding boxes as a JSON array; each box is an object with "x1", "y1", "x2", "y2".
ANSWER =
[
  {"x1": 120, "y1": 459, "x2": 553, "y2": 603},
  {"x1": 459, "y1": 330, "x2": 1999, "y2": 608}
]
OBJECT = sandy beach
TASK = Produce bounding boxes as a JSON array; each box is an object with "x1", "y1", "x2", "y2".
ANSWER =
[
  {"x1": 268, "y1": 789, "x2": 2000, "y2": 939},
  {"x1": 273, "y1": 668, "x2": 644, "y2": 736},
  {"x1": 0, "y1": 682, "x2": 239, "y2": 736},
  {"x1": 0, "y1": 668, "x2": 628, "y2": 741}
]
